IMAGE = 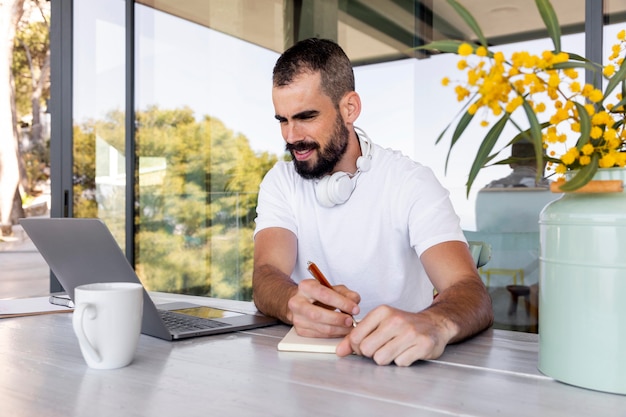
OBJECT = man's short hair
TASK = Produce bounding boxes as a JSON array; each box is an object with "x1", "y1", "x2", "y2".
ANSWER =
[{"x1": 273, "y1": 38, "x2": 355, "y2": 106}]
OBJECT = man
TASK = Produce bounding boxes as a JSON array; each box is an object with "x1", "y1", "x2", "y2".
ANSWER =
[
  {"x1": 253, "y1": 38, "x2": 493, "y2": 366},
  {"x1": 485, "y1": 140, "x2": 551, "y2": 189}
]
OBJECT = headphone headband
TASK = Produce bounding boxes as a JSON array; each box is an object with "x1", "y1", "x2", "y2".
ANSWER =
[{"x1": 315, "y1": 126, "x2": 373, "y2": 208}]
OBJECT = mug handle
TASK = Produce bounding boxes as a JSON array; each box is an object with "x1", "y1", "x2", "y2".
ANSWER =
[{"x1": 72, "y1": 303, "x2": 102, "y2": 363}]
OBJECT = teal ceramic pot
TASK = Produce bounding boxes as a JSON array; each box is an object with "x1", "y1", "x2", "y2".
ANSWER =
[{"x1": 539, "y1": 167, "x2": 626, "y2": 394}]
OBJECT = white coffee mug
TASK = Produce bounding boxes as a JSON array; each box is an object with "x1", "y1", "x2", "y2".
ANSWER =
[{"x1": 72, "y1": 282, "x2": 144, "y2": 370}]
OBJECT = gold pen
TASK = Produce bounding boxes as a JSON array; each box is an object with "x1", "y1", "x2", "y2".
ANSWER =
[{"x1": 307, "y1": 261, "x2": 357, "y2": 327}]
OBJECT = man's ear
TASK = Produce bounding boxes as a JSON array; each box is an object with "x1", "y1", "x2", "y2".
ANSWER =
[{"x1": 339, "y1": 91, "x2": 361, "y2": 124}]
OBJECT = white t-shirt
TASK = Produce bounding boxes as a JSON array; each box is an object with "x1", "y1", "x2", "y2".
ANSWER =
[{"x1": 254, "y1": 142, "x2": 466, "y2": 318}]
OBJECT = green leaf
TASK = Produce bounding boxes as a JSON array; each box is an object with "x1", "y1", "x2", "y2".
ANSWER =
[
  {"x1": 551, "y1": 60, "x2": 600, "y2": 73},
  {"x1": 417, "y1": 40, "x2": 465, "y2": 54},
  {"x1": 446, "y1": 0, "x2": 488, "y2": 47},
  {"x1": 567, "y1": 52, "x2": 589, "y2": 62},
  {"x1": 622, "y1": 67, "x2": 626, "y2": 99},
  {"x1": 573, "y1": 101, "x2": 591, "y2": 148},
  {"x1": 434, "y1": 123, "x2": 452, "y2": 146},
  {"x1": 466, "y1": 114, "x2": 509, "y2": 196},
  {"x1": 417, "y1": 40, "x2": 494, "y2": 58},
  {"x1": 445, "y1": 110, "x2": 475, "y2": 172},
  {"x1": 508, "y1": 121, "x2": 551, "y2": 146},
  {"x1": 450, "y1": 110, "x2": 474, "y2": 148},
  {"x1": 603, "y1": 53, "x2": 626, "y2": 104},
  {"x1": 535, "y1": 0, "x2": 562, "y2": 52},
  {"x1": 557, "y1": 154, "x2": 599, "y2": 192},
  {"x1": 521, "y1": 100, "x2": 544, "y2": 172},
  {"x1": 609, "y1": 96, "x2": 626, "y2": 114}
]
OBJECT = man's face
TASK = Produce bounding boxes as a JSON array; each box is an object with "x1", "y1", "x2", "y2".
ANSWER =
[{"x1": 272, "y1": 72, "x2": 349, "y2": 179}]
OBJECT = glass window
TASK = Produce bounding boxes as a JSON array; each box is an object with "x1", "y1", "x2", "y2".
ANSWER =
[
  {"x1": 133, "y1": 4, "x2": 281, "y2": 298},
  {"x1": 73, "y1": 0, "x2": 126, "y2": 248}
]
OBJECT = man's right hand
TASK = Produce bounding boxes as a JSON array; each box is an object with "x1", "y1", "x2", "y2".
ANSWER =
[{"x1": 287, "y1": 279, "x2": 360, "y2": 338}]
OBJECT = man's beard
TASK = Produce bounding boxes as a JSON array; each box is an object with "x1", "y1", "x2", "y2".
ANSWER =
[{"x1": 286, "y1": 116, "x2": 350, "y2": 180}]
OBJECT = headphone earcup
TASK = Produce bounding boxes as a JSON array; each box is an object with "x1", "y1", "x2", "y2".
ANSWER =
[
  {"x1": 315, "y1": 172, "x2": 355, "y2": 208},
  {"x1": 356, "y1": 155, "x2": 371, "y2": 172}
]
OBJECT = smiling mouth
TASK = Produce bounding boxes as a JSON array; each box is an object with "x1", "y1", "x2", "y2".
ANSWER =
[
  {"x1": 293, "y1": 148, "x2": 314, "y2": 161},
  {"x1": 287, "y1": 142, "x2": 319, "y2": 161}
]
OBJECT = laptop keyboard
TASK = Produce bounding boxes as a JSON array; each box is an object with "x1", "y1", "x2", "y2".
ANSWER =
[{"x1": 159, "y1": 310, "x2": 230, "y2": 332}]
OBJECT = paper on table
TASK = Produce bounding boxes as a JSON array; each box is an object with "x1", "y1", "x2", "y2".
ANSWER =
[
  {"x1": 0, "y1": 296, "x2": 73, "y2": 318},
  {"x1": 277, "y1": 326, "x2": 342, "y2": 353}
]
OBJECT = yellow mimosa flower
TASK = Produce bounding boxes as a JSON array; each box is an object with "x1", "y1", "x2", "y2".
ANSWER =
[
  {"x1": 564, "y1": 68, "x2": 578, "y2": 79},
  {"x1": 588, "y1": 89, "x2": 604, "y2": 103},
  {"x1": 582, "y1": 83, "x2": 594, "y2": 96},
  {"x1": 592, "y1": 111, "x2": 612, "y2": 126},
  {"x1": 561, "y1": 147, "x2": 579, "y2": 165},
  {"x1": 590, "y1": 126, "x2": 603, "y2": 139},
  {"x1": 458, "y1": 43, "x2": 473, "y2": 56},
  {"x1": 548, "y1": 72, "x2": 560, "y2": 88},
  {"x1": 579, "y1": 155, "x2": 591, "y2": 165},
  {"x1": 608, "y1": 136, "x2": 621, "y2": 149},
  {"x1": 581, "y1": 143, "x2": 595, "y2": 155},
  {"x1": 600, "y1": 153, "x2": 617, "y2": 168},
  {"x1": 455, "y1": 85, "x2": 470, "y2": 101},
  {"x1": 505, "y1": 96, "x2": 523, "y2": 113},
  {"x1": 603, "y1": 65, "x2": 616, "y2": 77}
]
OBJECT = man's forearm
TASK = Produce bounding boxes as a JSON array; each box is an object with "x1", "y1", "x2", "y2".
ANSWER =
[
  {"x1": 428, "y1": 278, "x2": 494, "y2": 344},
  {"x1": 252, "y1": 264, "x2": 298, "y2": 324}
]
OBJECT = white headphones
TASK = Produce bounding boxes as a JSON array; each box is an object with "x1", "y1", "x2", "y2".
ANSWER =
[{"x1": 315, "y1": 127, "x2": 373, "y2": 208}]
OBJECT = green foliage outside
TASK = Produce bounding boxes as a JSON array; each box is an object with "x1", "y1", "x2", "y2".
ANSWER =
[
  {"x1": 12, "y1": 18, "x2": 49, "y2": 117},
  {"x1": 73, "y1": 106, "x2": 281, "y2": 301},
  {"x1": 12, "y1": 8, "x2": 50, "y2": 200}
]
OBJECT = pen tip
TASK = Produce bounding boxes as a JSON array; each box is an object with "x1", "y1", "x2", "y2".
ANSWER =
[{"x1": 307, "y1": 261, "x2": 312, "y2": 266}]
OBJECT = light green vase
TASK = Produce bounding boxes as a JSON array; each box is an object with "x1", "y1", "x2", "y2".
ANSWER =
[{"x1": 539, "y1": 167, "x2": 626, "y2": 395}]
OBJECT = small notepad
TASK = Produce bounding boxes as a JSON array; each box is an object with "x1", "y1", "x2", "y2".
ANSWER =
[{"x1": 277, "y1": 327, "x2": 343, "y2": 353}]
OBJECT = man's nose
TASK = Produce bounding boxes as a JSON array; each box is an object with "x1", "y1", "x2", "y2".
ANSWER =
[{"x1": 282, "y1": 123, "x2": 303, "y2": 144}]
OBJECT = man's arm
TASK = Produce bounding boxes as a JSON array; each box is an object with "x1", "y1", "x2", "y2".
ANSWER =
[
  {"x1": 336, "y1": 240, "x2": 493, "y2": 366},
  {"x1": 252, "y1": 228, "x2": 299, "y2": 324},
  {"x1": 421, "y1": 240, "x2": 494, "y2": 343},
  {"x1": 253, "y1": 227, "x2": 360, "y2": 335}
]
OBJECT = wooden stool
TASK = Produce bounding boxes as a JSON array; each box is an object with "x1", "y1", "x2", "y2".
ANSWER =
[
  {"x1": 506, "y1": 285, "x2": 531, "y2": 316},
  {"x1": 481, "y1": 268, "x2": 524, "y2": 288}
]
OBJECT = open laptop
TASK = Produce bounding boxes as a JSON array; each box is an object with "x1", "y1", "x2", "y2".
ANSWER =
[{"x1": 20, "y1": 217, "x2": 278, "y2": 340}]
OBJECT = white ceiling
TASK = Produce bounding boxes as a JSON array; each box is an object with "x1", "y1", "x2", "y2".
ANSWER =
[{"x1": 137, "y1": 0, "x2": 626, "y2": 63}]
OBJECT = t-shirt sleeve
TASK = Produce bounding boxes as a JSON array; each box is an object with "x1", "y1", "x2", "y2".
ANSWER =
[
  {"x1": 404, "y1": 166, "x2": 467, "y2": 256},
  {"x1": 253, "y1": 162, "x2": 298, "y2": 238}
]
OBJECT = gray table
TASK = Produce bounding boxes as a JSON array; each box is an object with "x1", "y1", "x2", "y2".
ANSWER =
[{"x1": 1, "y1": 292, "x2": 624, "y2": 416}]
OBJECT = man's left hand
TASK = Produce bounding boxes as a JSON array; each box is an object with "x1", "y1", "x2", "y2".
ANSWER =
[{"x1": 335, "y1": 305, "x2": 454, "y2": 366}]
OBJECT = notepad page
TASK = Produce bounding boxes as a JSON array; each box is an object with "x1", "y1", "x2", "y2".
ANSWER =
[{"x1": 277, "y1": 326, "x2": 342, "y2": 353}]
